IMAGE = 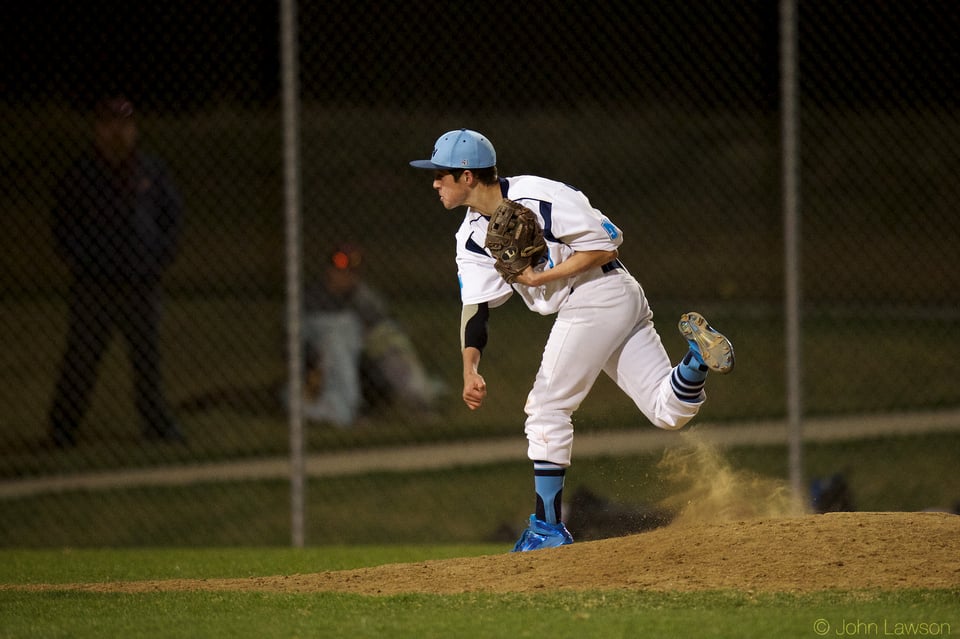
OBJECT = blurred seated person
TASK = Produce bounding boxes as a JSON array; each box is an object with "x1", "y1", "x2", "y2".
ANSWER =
[{"x1": 297, "y1": 243, "x2": 441, "y2": 426}]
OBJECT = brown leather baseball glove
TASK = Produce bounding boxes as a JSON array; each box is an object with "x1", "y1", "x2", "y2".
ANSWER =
[{"x1": 484, "y1": 199, "x2": 547, "y2": 284}]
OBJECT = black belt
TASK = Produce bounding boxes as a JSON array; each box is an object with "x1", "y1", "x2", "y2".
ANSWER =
[{"x1": 601, "y1": 259, "x2": 624, "y2": 273}]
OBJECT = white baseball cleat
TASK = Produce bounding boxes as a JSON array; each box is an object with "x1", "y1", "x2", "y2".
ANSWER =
[{"x1": 678, "y1": 312, "x2": 735, "y2": 374}]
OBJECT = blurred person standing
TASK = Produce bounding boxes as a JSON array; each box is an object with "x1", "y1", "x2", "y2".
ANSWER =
[{"x1": 47, "y1": 95, "x2": 184, "y2": 447}]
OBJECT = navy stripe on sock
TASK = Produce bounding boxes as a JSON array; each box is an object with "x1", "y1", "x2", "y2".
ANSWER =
[
  {"x1": 533, "y1": 461, "x2": 566, "y2": 476},
  {"x1": 671, "y1": 368, "x2": 705, "y2": 402},
  {"x1": 534, "y1": 468, "x2": 566, "y2": 477}
]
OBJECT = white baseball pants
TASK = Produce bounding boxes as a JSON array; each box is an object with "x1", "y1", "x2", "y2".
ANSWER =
[{"x1": 523, "y1": 270, "x2": 702, "y2": 466}]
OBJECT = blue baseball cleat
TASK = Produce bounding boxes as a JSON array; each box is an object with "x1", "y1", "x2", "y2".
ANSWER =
[
  {"x1": 678, "y1": 311, "x2": 735, "y2": 374},
  {"x1": 511, "y1": 514, "x2": 574, "y2": 552}
]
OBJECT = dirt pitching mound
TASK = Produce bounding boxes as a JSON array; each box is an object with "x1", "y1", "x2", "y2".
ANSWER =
[{"x1": 14, "y1": 512, "x2": 959, "y2": 595}]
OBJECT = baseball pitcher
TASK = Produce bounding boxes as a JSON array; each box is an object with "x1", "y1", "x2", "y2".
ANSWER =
[{"x1": 410, "y1": 129, "x2": 734, "y2": 552}]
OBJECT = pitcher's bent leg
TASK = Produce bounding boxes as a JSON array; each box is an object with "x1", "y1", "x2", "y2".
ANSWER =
[{"x1": 605, "y1": 311, "x2": 703, "y2": 431}]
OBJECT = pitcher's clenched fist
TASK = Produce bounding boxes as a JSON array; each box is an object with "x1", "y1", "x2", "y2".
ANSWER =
[{"x1": 462, "y1": 370, "x2": 487, "y2": 410}]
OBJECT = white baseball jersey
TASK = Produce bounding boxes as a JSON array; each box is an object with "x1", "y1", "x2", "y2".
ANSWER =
[
  {"x1": 453, "y1": 175, "x2": 704, "y2": 467},
  {"x1": 455, "y1": 175, "x2": 623, "y2": 315}
]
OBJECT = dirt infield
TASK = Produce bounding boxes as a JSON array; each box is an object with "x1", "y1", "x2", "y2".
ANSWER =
[{"x1": 11, "y1": 512, "x2": 960, "y2": 595}]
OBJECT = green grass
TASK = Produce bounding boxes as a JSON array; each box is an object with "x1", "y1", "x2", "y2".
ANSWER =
[
  {"x1": 0, "y1": 549, "x2": 957, "y2": 639},
  {"x1": 2, "y1": 590, "x2": 958, "y2": 639}
]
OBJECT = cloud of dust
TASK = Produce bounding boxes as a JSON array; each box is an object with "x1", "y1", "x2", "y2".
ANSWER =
[{"x1": 656, "y1": 431, "x2": 808, "y2": 526}]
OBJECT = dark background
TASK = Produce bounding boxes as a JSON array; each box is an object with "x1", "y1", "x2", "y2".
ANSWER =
[
  {"x1": 1, "y1": 0, "x2": 958, "y2": 547},
  {"x1": 4, "y1": 1, "x2": 957, "y2": 111}
]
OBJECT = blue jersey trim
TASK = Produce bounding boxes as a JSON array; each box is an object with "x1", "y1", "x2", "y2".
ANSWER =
[
  {"x1": 465, "y1": 231, "x2": 488, "y2": 256},
  {"x1": 538, "y1": 201, "x2": 559, "y2": 243}
]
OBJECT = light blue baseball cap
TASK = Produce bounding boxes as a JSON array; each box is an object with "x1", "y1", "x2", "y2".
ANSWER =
[{"x1": 409, "y1": 129, "x2": 496, "y2": 170}]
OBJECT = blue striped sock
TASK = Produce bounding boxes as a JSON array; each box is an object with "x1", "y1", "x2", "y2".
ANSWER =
[
  {"x1": 671, "y1": 351, "x2": 707, "y2": 403},
  {"x1": 533, "y1": 461, "x2": 566, "y2": 524}
]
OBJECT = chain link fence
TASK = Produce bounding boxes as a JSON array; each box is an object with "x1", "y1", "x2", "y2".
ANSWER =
[{"x1": 1, "y1": 1, "x2": 957, "y2": 546}]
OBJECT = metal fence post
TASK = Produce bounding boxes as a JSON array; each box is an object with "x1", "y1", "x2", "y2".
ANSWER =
[
  {"x1": 780, "y1": 0, "x2": 805, "y2": 505},
  {"x1": 280, "y1": 0, "x2": 305, "y2": 548}
]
